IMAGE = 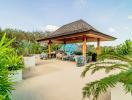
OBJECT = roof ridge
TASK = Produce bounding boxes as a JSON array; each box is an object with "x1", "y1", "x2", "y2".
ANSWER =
[
  {"x1": 79, "y1": 19, "x2": 99, "y2": 31},
  {"x1": 60, "y1": 19, "x2": 84, "y2": 27}
]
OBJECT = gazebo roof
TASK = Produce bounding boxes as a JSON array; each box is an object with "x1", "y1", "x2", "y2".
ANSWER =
[{"x1": 37, "y1": 19, "x2": 116, "y2": 43}]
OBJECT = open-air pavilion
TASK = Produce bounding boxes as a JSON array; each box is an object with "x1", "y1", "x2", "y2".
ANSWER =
[
  {"x1": 13, "y1": 20, "x2": 117, "y2": 100},
  {"x1": 37, "y1": 19, "x2": 116, "y2": 59}
]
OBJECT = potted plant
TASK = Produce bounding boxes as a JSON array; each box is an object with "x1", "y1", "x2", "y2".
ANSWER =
[
  {"x1": 7, "y1": 51, "x2": 24, "y2": 82},
  {"x1": 19, "y1": 40, "x2": 35, "y2": 68}
]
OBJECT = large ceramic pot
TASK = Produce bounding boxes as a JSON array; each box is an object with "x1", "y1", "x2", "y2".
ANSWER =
[
  {"x1": 23, "y1": 56, "x2": 35, "y2": 68},
  {"x1": 9, "y1": 70, "x2": 22, "y2": 82},
  {"x1": 111, "y1": 84, "x2": 132, "y2": 100}
]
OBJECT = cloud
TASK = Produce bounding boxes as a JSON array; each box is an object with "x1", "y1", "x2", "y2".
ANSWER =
[
  {"x1": 41, "y1": 25, "x2": 59, "y2": 32},
  {"x1": 108, "y1": 27, "x2": 116, "y2": 33},
  {"x1": 128, "y1": 15, "x2": 132, "y2": 19}
]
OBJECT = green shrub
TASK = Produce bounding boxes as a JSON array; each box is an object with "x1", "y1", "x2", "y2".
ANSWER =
[
  {"x1": 115, "y1": 40, "x2": 132, "y2": 55},
  {"x1": 7, "y1": 51, "x2": 24, "y2": 71},
  {"x1": 101, "y1": 40, "x2": 132, "y2": 56},
  {"x1": 0, "y1": 33, "x2": 24, "y2": 100},
  {"x1": 0, "y1": 33, "x2": 14, "y2": 100},
  {"x1": 16, "y1": 40, "x2": 44, "y2": 56},
  {"x1": 74, "y1": 51, "x2": 82, "y2": 55}
]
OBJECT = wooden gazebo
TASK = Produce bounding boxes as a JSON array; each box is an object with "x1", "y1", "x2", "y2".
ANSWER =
[{"x1": 37, "y1": 19, "x2": 116, "y2": 58}]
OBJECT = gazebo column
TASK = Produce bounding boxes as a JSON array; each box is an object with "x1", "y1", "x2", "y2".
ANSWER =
[
  {"x1": 96, "y1": 38, "x2": 101, "y2": 56},
  {"x1": 48, "y1": 40, "x2": 52, "y2": 58},
  {"x1": 82, "y1": 35, "x2": 87, "y2": 59},
  {"x1": 64, "y1": 39, "x2": 66, "y2": 44},
  {"x1": 63, "y1": 39, "x2": 66, "y2": 52}
]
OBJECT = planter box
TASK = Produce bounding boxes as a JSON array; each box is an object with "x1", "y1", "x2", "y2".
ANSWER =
[
  {"x1": 111, "y1": 84, "x2": 132, "y2": 100},
  {"x1": 23, "y1": 56, "x2": 35, "y2": 68},
  {"x1": 9, "y1": 70, "x2": 22, "y2": 82}
]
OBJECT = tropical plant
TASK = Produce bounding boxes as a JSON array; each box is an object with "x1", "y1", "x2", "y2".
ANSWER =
[
  {"x1": 32, "y1": 42, "x2": 43, "y2": 54},
  {"x1": 81, "y1": 40, "x2": 132, "y2": 100},
  {"x1": 51, "y1": 44, "x2": 62, "y2": 52},
  {"x1": 87, "y1": 45, "x2": 96, "y2": 56},
  {"x1": 17, "y1": 40, "x2": 34, "y2": 56},
  {"x1": 16, "y1": 40, "x2": 44, "y2": 56},
  {"x1": 0, "y1": 28, "x2": 50, "y2": 42},
  {"x1": 0, "y1": 28, "x2": 62, "y2": 55},
  {"x1": 74, "y1": 51, "x2": 82, "y2": 55},
  {"x1": 0, "y1": 33, "x2": 15, "y2": 100},
  {"x1": 101, "y1": 46, "x2": 115, "y2": 54},
  {"x1": 101, "y1": 40, "x2": 132, "y2": 56},
  {"x1": 7, "y1": 51, "x2": 24, "y2": 71},
  {"x1": 115, "y1": 39, "x2": 132, "y2": 55},
  {"x1": 81, "y1": 53, "x2": 132, "y2": 100}
]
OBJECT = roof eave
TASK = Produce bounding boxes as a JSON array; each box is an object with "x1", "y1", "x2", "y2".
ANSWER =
[{"x1": 37, "y1": 31, "x2": 116, "y2": 42}]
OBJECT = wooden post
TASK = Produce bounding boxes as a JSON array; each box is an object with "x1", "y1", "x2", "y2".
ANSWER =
[
  {"x1": 96, "y1": 38, "x2": 100, "y2": 56},
  {"x1": 83, "y1": 35, "x2": 87, "y2": 59},
  {"x1": 63, "y1": 39, "x2": 66, "y2": 52},
  {"x1": 48, "y1": 40, "x2": 52, "y2": 58},
  {"x1": 64, "y1": 39, "x2": 66, "y2": 44}
]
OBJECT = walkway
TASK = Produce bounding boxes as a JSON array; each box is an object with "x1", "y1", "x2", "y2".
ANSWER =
[{"x1": 12, "y1": 59, "x2": 110, "y2": 100}]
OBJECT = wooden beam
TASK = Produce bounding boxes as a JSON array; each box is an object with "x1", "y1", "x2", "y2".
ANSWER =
[
  {"x1": 48, "y1": 40, "x2": 52, "y2": 58},
  {"x1": 96, "y1": 38, "x2": 101, "y2": 56},
  {"x1": 63, "y1": 39, "x2": 66, "y2": 44},
  {"x1": 82, "y1": 35, "x2": 87, "y2": 58},
  {"x1": 57, "y1": 37, "x2": 96, "y2": 43}
]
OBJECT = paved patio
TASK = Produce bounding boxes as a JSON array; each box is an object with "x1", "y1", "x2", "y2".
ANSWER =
[{"x1": 12, "y1": 59, "x2": 111, "y2": 100}]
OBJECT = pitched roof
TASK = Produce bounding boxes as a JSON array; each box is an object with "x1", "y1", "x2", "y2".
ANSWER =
[
  {"x1": 37, "y1": 19, "x2": 116, "y2": 42},
  {"x1": 51, "y1": 19, "x2": 99, "y2": 37}
]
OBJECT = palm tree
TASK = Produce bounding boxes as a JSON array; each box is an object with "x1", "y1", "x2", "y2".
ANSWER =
[
  {"x1": 81, "y1": 53, "x2": 132, "y2": 100},
  {"x1": 81, "y1": 40, "x2": 132, "y2": 100}
]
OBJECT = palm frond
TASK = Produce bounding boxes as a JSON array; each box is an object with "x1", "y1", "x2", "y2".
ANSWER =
[
  {"x1": 123, "y1": 83, "x2": 132, "y2": 94},
  {"x1": 81, "y1": 62, "x2": 115, "y2": 77},
  {"x1": 82, "y1": 40, "x2": 132, "y2": 100},
  {"x1": 98, "y1": 54, "x2": 132, "y2": 65},
  {"x1": 82, "y1": 74, "x2": 119, "y2": 100},
  {"x1": 81, "y1": 60, "x2": 130, "y2": 77},
  {"x1": 91, "y1": 63, "x2": 129, "y2": 74}
]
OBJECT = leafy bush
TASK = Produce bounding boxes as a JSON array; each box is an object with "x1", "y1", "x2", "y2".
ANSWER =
[
  {"x1": 17, "y1": 40, "x2": 33, "y2": 56},
  {"x1": 87, "y1": 45, "x2": 96, "y2": 56},
  {"x1": 0, "y1": 28, "x2": 63, "y2": 55},
  {"x1": 51, "y1": 44, "x2": 62, "y2": 52},
  {"x1": 0, "y1": 33, "x2": 14, "y2": 100},
  {"x1": 115, "y1": 40, "x2": 132, "y2": 55},
  {"x1": 16, "y1": 40, "x2": 44, "y2": 56},
  {"x1": 74, "y1": 51, "x2": 82, "y2": 55},
  {"x1": 101, "y1": 40, "x2": 132, "y2": 56},
  {"x1": 7, "y1": 51, "x2": 24, "y2": 71},
  {"x1": 0, "y1": 33, "x2": 24, "y2": 99}
]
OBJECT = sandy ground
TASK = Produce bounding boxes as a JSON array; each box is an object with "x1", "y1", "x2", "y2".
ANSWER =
[
  {"x1": 22, "y1": 59, "x2": 75, "y2": 79},
  {"x1": 12, "y1": 58, "x2": 113, "y2": 100}
]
